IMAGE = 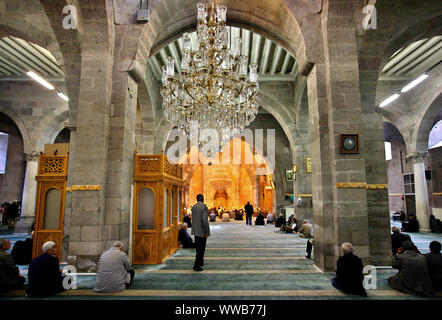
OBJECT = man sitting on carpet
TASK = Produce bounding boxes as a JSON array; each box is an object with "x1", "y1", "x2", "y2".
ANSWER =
[
  {"x1": 94, "y1": 241, "x2": 135, "y2": 293},
  {"x1": 391, "y1": 226, "x2": 412, "y2": 255},
  {"x1": 297, "y1": 220, "x2": 313, "y2": 238},
  {"x1": 280, "y1": 217, "x2": 296, "y2": 233},
  {"x1": 275, "y1": 214, "x2": 285, "y2": 228},
  {"x1": 266, "y1": 213, "x2": 274, "y2": 224},
  {"x1": 331, "y1": 242, "x2": 367, "y2": 297},
  {"x1": 388, "y1": 241, "x2": 434, "y2": 297},
  {"x1": 255, "y1": 212, "x2": 265, "y2": 225},
  {"x1": 425, "y1": 241, "x2": 442, "y2": 292},
  {"x1": 178, "y1": 223, "x2": 195, "y2": 248},
  {"x1": 0, "y1": 239, "x2": 25, "y2": 293},
  {"x1": 27, "y1": 241, "x2": 65, "y2": 297},
  {"x1": 11, "y1": 231, "x2": 34, "y2": 265}
]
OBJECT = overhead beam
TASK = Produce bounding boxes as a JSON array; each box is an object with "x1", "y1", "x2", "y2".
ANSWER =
[
  {"x1": 280, "y1": 52, "x2": 292, "y2": 75},
  {"x1": 260, "y1": 39, "x2": 272, "y2": 75},
  {"x1": 250, "y1": 33, "x2": 261, "y2": 65},
  {"x1": 270, "y1": 46, "x2": 283, "y2": 75}
]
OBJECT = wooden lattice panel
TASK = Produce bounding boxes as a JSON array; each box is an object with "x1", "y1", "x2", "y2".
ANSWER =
[
  {"x1": 138, "y1": 156, "x2": 161, "y2": 173},
  {"x1": 39, "y1": 156, "x2": 67, "y2": 175}
]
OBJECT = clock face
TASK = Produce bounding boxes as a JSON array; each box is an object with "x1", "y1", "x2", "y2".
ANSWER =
[{"x1": 343, "y1": 137, "x2": 355, "y2": 150}]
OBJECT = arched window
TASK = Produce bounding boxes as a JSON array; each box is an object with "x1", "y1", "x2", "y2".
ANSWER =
[
  {"x1": 43, "y1": 188, "x2": 61, "y2": 230},
  {"x1": 138, "y1": 188, "x2": 154, "y2": 230},
  {"x1": 164, "y1": 189, "x2": 168, "y2": 228}
]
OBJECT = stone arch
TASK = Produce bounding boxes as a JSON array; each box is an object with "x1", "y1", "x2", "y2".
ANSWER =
[
  {"x1": 133, "y1": 0, "x2": 313, "y2": 82},
  {"x1": 412, "y1": 92, "x2": 442, "y2": 154},
  {"x1": 0, "y1": 105, "x2": 31, "y2": 152},
  {"x1": 32, "y1": 105, "x2": 69, "y2": 152}
]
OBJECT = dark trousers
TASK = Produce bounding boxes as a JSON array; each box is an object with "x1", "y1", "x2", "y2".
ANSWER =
[
  {"x1": 194, "y1": 236, "x2": 207, "y2": 268},
  {"x1": 306, "y1": 239, "x2": 313, "y2": 258},
  {"x1": 246, "y1": 214, "x2": 252, "y2": 225},
  {"x1": 125, "y1": 269, "x2": 135, "y2": 289}
]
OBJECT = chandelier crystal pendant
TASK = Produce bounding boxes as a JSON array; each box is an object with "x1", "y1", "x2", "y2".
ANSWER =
[{"x1": 161, "y1": 1, "x2": 260, "y2": 155}]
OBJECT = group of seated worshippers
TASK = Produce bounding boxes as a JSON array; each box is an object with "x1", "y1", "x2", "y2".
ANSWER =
[
  {"x1": 1, "y1": 237, "x2": 136, "y2": 296},
  {"x1": 178, "y1": 223, "x2": 196, "y2": 248},
  {"x1": 280, "y1": 216, "x2": 297, "y2": 233},
  {"x1": 401, "y1": 214, "x2": 419, "y2": 232},
  {"x1": 388, "y1": 240, "x2": 442, "y2": 296},
  {"x1": 430, "y1": 214, "x2": 442, "y2": 233}
]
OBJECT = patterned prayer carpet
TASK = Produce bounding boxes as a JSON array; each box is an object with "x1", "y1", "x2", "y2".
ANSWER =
[{"x1": 1, "y1": 219, "x2": 442, "y2": 300}]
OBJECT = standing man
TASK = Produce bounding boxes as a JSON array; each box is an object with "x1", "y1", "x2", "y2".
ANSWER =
[
  {"x1": 244, "y1": 201, "x2": 254, "y2": 226},
  {"x1": 191, "y1": 194, "x2": 210, "y2": 272}
]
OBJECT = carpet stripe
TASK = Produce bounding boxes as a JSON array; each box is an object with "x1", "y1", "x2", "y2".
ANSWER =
[{"x1": 138, "y1": 270, "x2": 319, "y2": 274}]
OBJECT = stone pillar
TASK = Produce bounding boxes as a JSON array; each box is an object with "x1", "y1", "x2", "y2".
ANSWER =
[
  {"x1": 15, "y1": 151, "x2": 39, "y2": 233},
  {"x1": 410, "y1": 152, "x2": 431, "y2": 232},
  {"x1": 294, "y1": 98, "x2": 312, "y2": 222}
]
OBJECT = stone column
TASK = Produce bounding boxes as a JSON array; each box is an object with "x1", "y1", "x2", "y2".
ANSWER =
[
  {"x1": 15, "y1": 151, "x2": 39, "y2": 233},
  {"x1": 410, "y1": 152, "x2": 431, "y2": 232}
]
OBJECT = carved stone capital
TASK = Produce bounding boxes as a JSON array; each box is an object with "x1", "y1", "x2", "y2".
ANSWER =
[
  {"x1": 407, "y1": 152, "x2": 429, "y2": 164},
  {"x1": 24, "y1": 151, "x2": 39, "y2": 162}
]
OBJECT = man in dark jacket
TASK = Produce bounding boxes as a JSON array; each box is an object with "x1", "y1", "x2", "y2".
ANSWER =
[
  {"x1": 11, "y1": 231, "x2": 34, "y2": 265},
  {"x1": 425, "y1": 241, "x2": 442, "y2": 291},
  {"x1": 26, "y1": 241, "x2": 65, "y2": 297},
  {"x1": 429, "y1": 215, "x2": 442, "y2": 233},
  {"x1": 191, "y1": 194, "x2": 210, "y2": 272},
  {"x1": 255, "y1": 212, "x2": 265, "y2": 225},
  {"x1": 388, "y1": 241, "x2": 434, "y2": 297},
  {"x1": 331, "y1": 242, "x2": 367, "y2": 296},
  {"x1": 275, "y1": 214, "x2": 286, "y2": 228},
  {"x1": 244, "y1": 202, "x2": 254, "y2": 226},
  {"x1": 391, "y1": 226, "x2": 412, "y2": 255},
  {"x1": 0, "y1": 239, "x2": 25, "y2": 293},
  {"x1": 402, "y1": 215, "x2": 419, "y2": 232}
]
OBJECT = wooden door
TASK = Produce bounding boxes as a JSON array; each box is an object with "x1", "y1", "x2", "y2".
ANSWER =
[
  {"x1": 33, "y1": 182, "x2": 66, "y2": 260},
  {"x1": 132, "y1": 183, "x2": 158, "y2": 264}
]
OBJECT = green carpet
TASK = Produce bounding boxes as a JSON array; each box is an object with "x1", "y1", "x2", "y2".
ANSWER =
[{"x1": 1, "y1": 221, "x2": 442, "y2": 300}]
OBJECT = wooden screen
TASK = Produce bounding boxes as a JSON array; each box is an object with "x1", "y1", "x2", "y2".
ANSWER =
[
  {"x1": 133, "y1": 152, "x2": 184, "y2": 264},
  {"x1": 32, "y1": 153, "x2": 68, "y2": 260}
]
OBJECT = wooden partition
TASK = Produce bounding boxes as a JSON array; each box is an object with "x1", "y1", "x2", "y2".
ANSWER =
[
  {"x1": 132, "y1": 152, "x2": 184, "y2": 264},
  {"x1": 32, "y1": 152, "x2": 69, "y2": 260}
]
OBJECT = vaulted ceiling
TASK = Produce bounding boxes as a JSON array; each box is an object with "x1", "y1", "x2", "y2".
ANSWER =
[{"x1": 147, "y1": 26, "x2": 298, "y2": 82}]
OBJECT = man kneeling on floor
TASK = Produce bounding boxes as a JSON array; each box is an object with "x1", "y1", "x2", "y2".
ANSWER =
[
  {"x1": 94, "y1": 241, "x2": 135, "y2": 293},
  {"x1": 331, "y1": 242, "x2": 367, "y2": 297}
]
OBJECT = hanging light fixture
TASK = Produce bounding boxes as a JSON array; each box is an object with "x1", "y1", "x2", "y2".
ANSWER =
[{"x1": 161, "y1": 1, "x2": 260, "y2": 155}]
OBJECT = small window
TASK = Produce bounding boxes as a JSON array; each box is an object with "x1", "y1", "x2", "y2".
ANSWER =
[{"x1": 0, "y1": 132, "x2": 9, "y2": 174}]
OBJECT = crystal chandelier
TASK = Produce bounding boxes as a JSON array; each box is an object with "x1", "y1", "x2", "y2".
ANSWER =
[{"x1": 161, "y1": 1, "x2": 260, "y2": 154}]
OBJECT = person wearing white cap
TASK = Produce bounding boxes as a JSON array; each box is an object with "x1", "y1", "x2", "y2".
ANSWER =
[{"x1": 26, "y1": 241, "x2": 64, "y2": 297}]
